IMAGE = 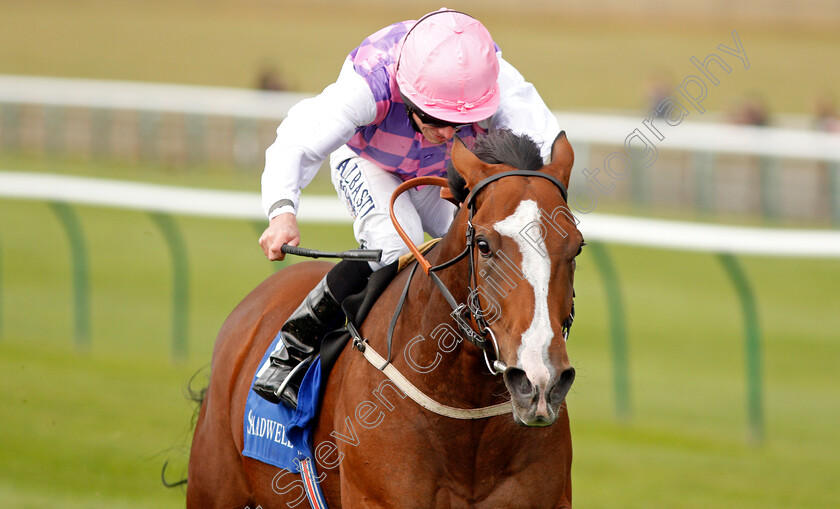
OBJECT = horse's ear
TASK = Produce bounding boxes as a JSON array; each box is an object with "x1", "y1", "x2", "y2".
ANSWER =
[
  {"x1": 544, "y1": 131, "x2": 574, "y2": 189},
  {"x1": 451, "y1": 136, "x2": 496, "y2": 189}
]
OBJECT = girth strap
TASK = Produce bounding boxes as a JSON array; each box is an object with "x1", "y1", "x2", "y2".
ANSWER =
[{"x1": 299, "y1": 457, "x2": 328, "y2": 509}]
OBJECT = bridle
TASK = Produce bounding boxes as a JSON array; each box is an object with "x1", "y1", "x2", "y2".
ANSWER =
[{"x1": 382, "y1": 169, "x2": 576, "y2": 375}]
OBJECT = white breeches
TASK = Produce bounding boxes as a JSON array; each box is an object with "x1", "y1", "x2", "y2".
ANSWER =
[{"x1": 329, "y1": 145, "x2": 456, "y2": 269}]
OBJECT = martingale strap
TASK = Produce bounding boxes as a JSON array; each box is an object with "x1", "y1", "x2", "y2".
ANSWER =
[{"x1": 355, "y1": 337, "x2": 512, "y2": 419}]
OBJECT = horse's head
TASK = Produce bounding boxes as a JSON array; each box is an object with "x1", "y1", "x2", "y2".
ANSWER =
[{"x1": 449, "y1": 130, "x2": 582, "y2": 427}]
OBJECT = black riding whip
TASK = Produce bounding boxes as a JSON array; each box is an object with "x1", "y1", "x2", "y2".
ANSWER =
[{"x1": 280, "y1": 244, "x2": 382, "y2": 262}]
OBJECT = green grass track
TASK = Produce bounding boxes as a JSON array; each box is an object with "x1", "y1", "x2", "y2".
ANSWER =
[{"x1": 1, "y1": 193, "x2": 838, "y2": 507}]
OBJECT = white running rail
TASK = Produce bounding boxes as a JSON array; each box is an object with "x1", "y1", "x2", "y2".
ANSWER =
[{"x1": 3, "y1": 171, "x2": 840, "y2": 258}]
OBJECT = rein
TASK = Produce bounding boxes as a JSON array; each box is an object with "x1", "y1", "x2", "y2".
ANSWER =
[{"x1": 350, "y1": 170, "x2": 574, "y2": 419}]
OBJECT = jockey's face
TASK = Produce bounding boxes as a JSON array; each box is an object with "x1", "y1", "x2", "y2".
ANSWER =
[{"x1": 412, "y1": 113, "x2": 461, "y2": 144}]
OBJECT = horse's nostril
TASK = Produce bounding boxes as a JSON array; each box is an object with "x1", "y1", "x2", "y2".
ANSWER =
[
  {"x1": 549, "y1": 367, "x2": 576, "y2": 405},
  {"x1": 504, "y1": 367, "x2": 534, "y2": 400}
]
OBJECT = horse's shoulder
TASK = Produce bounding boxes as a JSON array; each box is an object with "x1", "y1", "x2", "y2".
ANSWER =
[{"x1": 212, "y1": 261, "x2": 335, "y2": 383}]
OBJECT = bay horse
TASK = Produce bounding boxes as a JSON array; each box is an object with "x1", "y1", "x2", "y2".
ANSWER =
[{"x1": 187, "y1": 130, "x2": 582, "y2": 508}]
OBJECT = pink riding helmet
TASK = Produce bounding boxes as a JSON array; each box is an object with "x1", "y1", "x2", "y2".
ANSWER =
[{"x1": 396, "y1": 9, "x2": 501, "y2": 124}]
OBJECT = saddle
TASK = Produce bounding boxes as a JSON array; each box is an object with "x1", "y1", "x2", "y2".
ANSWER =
[{"x1": 320, "y1": 239, "x2": 440, "y2": 376}]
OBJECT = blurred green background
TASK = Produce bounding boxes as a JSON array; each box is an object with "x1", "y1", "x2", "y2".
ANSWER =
[
  {"x1": 3, "y1": 0, "x2": 839, "y2": 115},
  {"x1": 1, "y1": 1, "x2": 839, "y2": 508}
]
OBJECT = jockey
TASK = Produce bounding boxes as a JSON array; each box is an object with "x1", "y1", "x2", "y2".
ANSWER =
[{"x1": 254, "y1": 9, "x2": 560, "y2": 407}]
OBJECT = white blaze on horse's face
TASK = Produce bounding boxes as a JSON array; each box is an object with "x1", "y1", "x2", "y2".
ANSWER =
[{"x1": 493, "y1": 199, "x2": 553, "y2": 390}]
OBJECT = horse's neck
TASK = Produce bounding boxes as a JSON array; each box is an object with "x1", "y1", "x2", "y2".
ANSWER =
[{"x1": 398, "y1": 216, "x2": 506, "y2": 407}]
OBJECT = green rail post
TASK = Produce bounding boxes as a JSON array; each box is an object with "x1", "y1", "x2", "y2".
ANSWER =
[
  {"x1": 49, "y1": 202, "x2": 91, "y2": 349},
  {"x1": 589, "y1": 242, "x2": 631, "y2": 421},
  {"x1": 717, "y1": 253, "x2": 764, "y2": 443},
  {"x1": 150, "y1": 213, "x2": 189, "y2": 362}
]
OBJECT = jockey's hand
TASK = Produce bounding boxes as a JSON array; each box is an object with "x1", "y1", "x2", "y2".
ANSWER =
[{"x1": 259, "y1": 212, "x2": 300, "y2": 261}]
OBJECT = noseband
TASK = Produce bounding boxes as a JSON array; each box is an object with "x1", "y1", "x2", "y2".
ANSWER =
[{"x1": 386, "y1": 169, "x2": 576, "y2": 375}]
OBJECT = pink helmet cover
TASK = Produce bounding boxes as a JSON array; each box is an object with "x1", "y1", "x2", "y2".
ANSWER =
[{"x1": 396, "y1": 9, "x2": 500, "y2": 124}]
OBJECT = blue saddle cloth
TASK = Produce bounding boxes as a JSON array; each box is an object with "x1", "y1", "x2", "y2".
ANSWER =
[
  {"x1": 241, "y1": 260, "x2": 401, "y2": 473},
  {"x1": 242, "y1": 332, "x2": 322, "y2": 473}
]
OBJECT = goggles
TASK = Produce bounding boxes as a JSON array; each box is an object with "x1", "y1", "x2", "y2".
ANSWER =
[{"x1": 401, "y1": 93, "x2": 472, "y2": 130}]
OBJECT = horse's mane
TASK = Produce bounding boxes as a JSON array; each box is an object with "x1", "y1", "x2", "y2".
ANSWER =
[{"x1": 446, "y1": 129, "x2": 544, "y2": 203}]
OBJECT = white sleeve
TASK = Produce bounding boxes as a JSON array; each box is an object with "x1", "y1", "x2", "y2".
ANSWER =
[
  {"x1": 261, "y1": 58, "x2": 377, "y2": 218},
  {"x1": 489, "y1": 55, "x2": 560, "y2": 161}
]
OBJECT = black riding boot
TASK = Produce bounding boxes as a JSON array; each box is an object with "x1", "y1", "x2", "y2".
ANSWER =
[{"x1": 253, "y1": 260, "x2": 373, "y2": 408}]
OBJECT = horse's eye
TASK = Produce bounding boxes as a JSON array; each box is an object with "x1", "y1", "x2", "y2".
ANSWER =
[{"x1": 476, "y1": 238, "x2": 492, "y2": 257}]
